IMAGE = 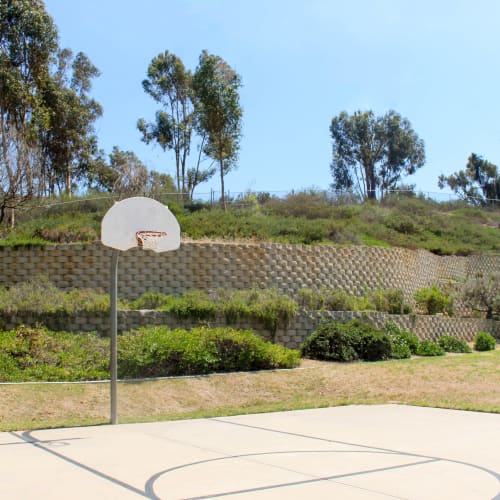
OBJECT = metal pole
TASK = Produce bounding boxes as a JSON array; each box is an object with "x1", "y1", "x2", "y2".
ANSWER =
[{"x1": 110, "y1": 250, "x2": 119, "y2": 424}]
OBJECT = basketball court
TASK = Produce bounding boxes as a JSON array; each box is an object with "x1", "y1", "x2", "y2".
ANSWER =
[{"x1": 2, "y1": 405, "x2": 499, "y2": 499}]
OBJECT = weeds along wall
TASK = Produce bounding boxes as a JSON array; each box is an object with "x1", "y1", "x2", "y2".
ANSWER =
[{"x1": 0, "y1": 242, "x2": 498, "y2": 301}]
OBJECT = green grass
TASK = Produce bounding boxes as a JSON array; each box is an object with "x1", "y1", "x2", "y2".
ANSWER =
[{"x1": 1, "y1": 192, "x2": 499, "y2": 254}]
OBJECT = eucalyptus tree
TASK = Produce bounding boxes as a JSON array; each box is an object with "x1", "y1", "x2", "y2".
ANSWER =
[
  {"x1": 0, "y1": 0, "x2": 58, "y2": 224},
  {"x1": 330, "y1": 110, "x2": 425, "y2": 200},
  {"x1": 438, "y1": 153, "x2": 500, "y2": 205},
  {"x1": 192, "y1": 50, "x2": 242, "y2": 209},
  {"x1": 40, "y1": 49, "x2": 102, "y2": 197},
  {"x1": 138, "y1": 51, "x2": 194, "y2": 196}
]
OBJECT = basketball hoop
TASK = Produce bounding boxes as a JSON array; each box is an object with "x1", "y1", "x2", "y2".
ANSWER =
[
  {"x1": 136, "y1": 230, "x2": 168, "y2": 250},
  {"x1": 101, "y1": 197, "x2": 181, "y2": 424}
]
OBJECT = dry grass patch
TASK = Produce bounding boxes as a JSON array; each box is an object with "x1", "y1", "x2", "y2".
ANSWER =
[{"x1": 0, "y1": 349, "x2": 499, "y2": 431}]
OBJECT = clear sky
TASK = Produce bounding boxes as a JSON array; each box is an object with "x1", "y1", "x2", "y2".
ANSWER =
[{"x1": 43, "y1": 0, "x2": 500, "y2": 200}]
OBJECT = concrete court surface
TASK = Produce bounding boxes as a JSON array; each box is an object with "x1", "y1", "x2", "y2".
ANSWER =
[{"x1": 1, "y1": 404, "x2": 499, "y2": 500}]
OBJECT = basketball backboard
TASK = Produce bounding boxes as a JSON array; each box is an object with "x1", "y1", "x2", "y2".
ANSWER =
[{"x1": 101, "y1": 196, "x2": 180, "y2": 252}]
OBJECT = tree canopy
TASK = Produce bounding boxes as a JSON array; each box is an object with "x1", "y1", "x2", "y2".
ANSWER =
[
  {"x1": 192, "y1": 50, "x2": 242, "y2": 209},
  {"x1": 0, "y1": 0, "x2": 103, "y2": 223},
  {"x1": 330, "y1": 110, "x2": 425, "y2": 200},
  {"x1": 138, "y1": 51, "x2": 194, "y2": 196},
  {"x1": 438, "y1": 153, "x2": 499, "y2": 205}
]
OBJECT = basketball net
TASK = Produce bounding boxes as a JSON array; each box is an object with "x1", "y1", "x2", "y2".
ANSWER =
[{"x1": 136, "y1": 231, "x2": 168, "y2": 250}]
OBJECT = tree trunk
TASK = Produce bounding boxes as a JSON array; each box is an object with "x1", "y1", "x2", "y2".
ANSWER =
[
  {"x1": 219, "y1": 159, "x2": 226, "y2": 210},
  {"x1": 365, "y1": 162, "x2": 377, "y2": 200},
  {"x1": 9, "y1": 207, "x2": 14, "y2": 228},
  {"x1": 66, "y1": 165, "x2": 72, "y2": 198}
]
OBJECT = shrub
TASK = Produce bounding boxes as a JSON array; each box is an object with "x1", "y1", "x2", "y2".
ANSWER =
[
  {"x1": 369, "y1": 288, "x2": 412, "y2": 314},
  {"x1": 0, "y1": 275, "x2": 110, "y2": 314},
  {"x1": 473, "y1": 331, "x2": 497, "y2": 351},
  {"x1": 414, "y1": 285, "x2": 453, "y2": 315},
  {"x1": 349, "y1": 322, "x2": 392, "y2": 361},
  {"x1": 168, "y1": 290, "x2": 218, "y2": 320},
  {"x1": 219, "y1": 288, "x2": 297, "y2": 333},
  {"x1": 324, "y1": 289, "x2": 358, "y2": 311},
  {"x1": 301, "y1": 319, "x2": 392, "y2": 362},
  {"x1": 437, "y1": 335, "x2": 472, "y2": 353},
  {"x1": 129, "y1": 291, "x2": 171, "y2": 310},
  {"x1": 384, "y1": 321, "x2": 418, "y2": 359},
  {"x1": 117, "y1": 326, "x2": 300, "y2": 378},
  {"x1": 301, "y1": 322, "x2": 359, "y2": 362},
  {"x1": 0, "y1": 326, "x2": 109, "y2": 382},
  {"x1": 416, "y1": 340, "x2": 445, "y2": 356}
]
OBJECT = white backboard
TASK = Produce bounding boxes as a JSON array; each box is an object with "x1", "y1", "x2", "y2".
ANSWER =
[{"x1": 101, "y1": 197, "x2": 180, "y2": 252}]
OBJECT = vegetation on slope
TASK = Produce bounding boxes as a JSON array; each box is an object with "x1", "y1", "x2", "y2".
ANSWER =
[{"x1": 0, "y1": 192, "x2": 498, "y2": 255}]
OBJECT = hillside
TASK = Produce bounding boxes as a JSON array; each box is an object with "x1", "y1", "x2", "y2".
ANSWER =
[{"x1": 0, "y1": 192, "x2": 499, "y2": 255}]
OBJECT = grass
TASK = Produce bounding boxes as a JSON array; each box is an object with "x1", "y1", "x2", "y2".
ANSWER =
[
  {"x1": 0, "y1": 348, "x2": 498, "y2": 431},
  {"x1": 0, "y1": 192, "x2": 499, "y2": 254}
]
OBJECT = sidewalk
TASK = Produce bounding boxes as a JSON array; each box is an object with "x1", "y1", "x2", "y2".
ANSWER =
[{"x1": 1, "y1": 405, "x2": 499, "y2": 499}]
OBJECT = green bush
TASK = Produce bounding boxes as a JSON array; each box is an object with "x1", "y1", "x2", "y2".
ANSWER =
[
  {"x1": 168, "y1": 290, "x2": 218, "y2": 320},
  {"x1": 0, "y1": 275, "x2": 110, "y2": 314},
  {"x1": 369, "y1": 288, "x2": 412, "y2": 314},
  {"x1": 218, "y1": 288, "x2": 297, "y2": 333},
  {"x1": 416, "y1": 340, "x2": 445, "y2": 356},
  {"x1": 0, "y1": 326, "x2": 109, "y2": 382},
  {"x1": 301, "y1": 322, "x2": 359, "y2": 362},
  {"x1": 128, "y1": 288, "x2": 297, "y2": 334},
  {"x1": 298, "y1": 288, "x2": 411, "y2": 315},
  {"x1": 473, "y1": 331, "x2": 497, "y2": 351},
  {"x1": 301, "y1": 319, "x2": 392, "y2": 362},
  {"x1": 414, "y1": 285, "x2": 453, "y2": 315},
  {"x1": 351, "y1": 324, "x2": 392, "y2": 361},
  {"x1": 117, "y1": 326, "x2": 300, "y2": 378},
  {"x1": 324, "y1": 289, "x2": 358, "y2": 311},
  {"x1": 129, "y1": 291, "x2": 171, "y2": 310},
  {"x1": 437, "y1": 335, "x2": 472, "y2": 353},
  {"x1": 384, "y1": 321, "x2": 419, "y2": 359}
]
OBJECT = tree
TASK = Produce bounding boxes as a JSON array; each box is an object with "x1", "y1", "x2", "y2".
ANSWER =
[
  {"x1": 193, "y1": 50, "x2": 242, "y2": 209},
  {"x1": 138, "y1": 51, "x2": 193, "y2": 196},
  {"x1": 438, "y1": 153, "x2": 500, "y2": 205},
  {"x1": 330, "y1": 110, "x2": 425, "y2": 200},
  {"x1": 39, "y1": 49, "x2": 102, "y2": 197},
  {"x1": 464, "y1": 273, "x2": 500, "y2": 319},
  {"x1": 0, "y1": 0, "x2": 58, "y2": 224},
  {"x1": 108, "y1": 146, "x2": 148, "y2": 197}
]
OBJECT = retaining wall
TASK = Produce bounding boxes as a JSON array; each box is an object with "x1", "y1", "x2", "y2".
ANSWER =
[{"x1": 0, "y1": 242, "x2": 498, "y2": 303}]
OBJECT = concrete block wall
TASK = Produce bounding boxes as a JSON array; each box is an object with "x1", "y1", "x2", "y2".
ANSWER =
[
  {"x1": 0, "y1": 242, "x2": 498, "y2": 303},
  {"x1": 1, "y1": 309, "x2": 497, "y2": 350}
]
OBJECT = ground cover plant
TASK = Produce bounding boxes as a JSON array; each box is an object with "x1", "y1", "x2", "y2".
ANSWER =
[
  {"x1": 0, "y1": 326, "x2": 109, "y2": 382},
  {"x1": 0, "y1": 275, "x2": 110, "y2": 314},
  {"x1": 118, "y1": 326, "x2": 300, "y2": 378},
  {"x1": 0, "y1": 325, "x2": 300, "y2": 382},
  {"x1": 130, "y1": 288, "x2": 298, "y2": 334},
  {"x1": 0, "y1": 277, "x2": 297, "y2": 334},
  {"x1": 1, "y1": 192, "x2": 499, "y2": 255},
  {"x1": 297, "y1": 287, "x2": 412, "y2": 314}
]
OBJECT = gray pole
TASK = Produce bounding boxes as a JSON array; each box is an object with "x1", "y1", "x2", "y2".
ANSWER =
[{"x1": 110, "y1": 250, "x2": 119, "y2": 424}]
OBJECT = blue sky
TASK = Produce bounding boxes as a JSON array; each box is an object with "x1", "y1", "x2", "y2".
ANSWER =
[{"x1": 44, "y1": 0, "x2": 500, "y2": 199}]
